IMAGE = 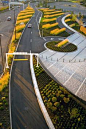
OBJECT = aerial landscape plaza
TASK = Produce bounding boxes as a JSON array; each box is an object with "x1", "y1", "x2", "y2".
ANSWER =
[{"x1": 0, "y1": 0, "x2": 86, "y2": 129}]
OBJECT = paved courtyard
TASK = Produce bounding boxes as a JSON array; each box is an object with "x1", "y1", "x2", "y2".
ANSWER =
[{"x1": 39, "y1": 32, "x2": 86, "y2": 101}]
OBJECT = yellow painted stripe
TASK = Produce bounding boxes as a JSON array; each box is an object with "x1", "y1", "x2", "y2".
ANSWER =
[{"x1": 14, "y1": 59, "x2": 28, "y2": 61}]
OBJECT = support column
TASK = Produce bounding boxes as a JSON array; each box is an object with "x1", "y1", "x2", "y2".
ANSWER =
[
  {"x1": 9, "y1": 3, "x2": 10, "y2": 10},
  {"x1": 36, "y1": 55, "x2": 39, "y2": 67},
  {"x1": 6, "y1": 53, "x2": 9, "y2": 68},
  {"x1": 23, "y1": 4, "x2": 24, "y2": 10}
]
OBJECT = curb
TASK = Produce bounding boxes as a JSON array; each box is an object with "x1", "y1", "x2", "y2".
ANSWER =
[
  {"x1": 30, "y1": 55, "x2": 55, "y2": 129},
  {"x1": 61, "y1": 14, "x2": 77, "y2": 33}
]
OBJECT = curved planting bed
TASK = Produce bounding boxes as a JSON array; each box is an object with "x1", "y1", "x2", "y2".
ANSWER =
[
  {"x1": 33, "y1": 58, "x2": 86, "y2": 129},
  {"x1": 46, "y1": 41, "x2": 77, "y2": 52}
]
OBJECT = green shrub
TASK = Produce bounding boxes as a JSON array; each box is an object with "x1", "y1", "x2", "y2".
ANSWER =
[
  {"x1": 63, "y1": 97, "x2": 70, "y2": 103},
  {"x1": 54, "y1": 102, "x2": 60, "y2": 107},
  {"x1": 51, "y1": 106, "x2": 57, "y2": 112},
  {"x1": 52, "y1": 97, "x2": 57, "y2": 102},
  {"x1": 47, "y1": 102, "x2": 52, "y2": 109},
  {"x1": 70, "y1": 108, "x2": 79, "y2": 119},
  {"x1": 0, "y1": 106, "x2": 4, "y2": 110}
]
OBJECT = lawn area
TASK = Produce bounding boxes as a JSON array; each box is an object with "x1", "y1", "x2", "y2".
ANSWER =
[
  {"x1": 46, "y1": 41, "x2": 77, "y2": 52},
  {"x1": 33, "y1": 58, "x2": 86, "y2": 129}
]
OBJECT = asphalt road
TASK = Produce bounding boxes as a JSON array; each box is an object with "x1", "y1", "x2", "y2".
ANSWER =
[
  {"x1": 48, "y1": 2, "x2": 86, "y2": 15},
  {"x1": 56, "y1": 14, "x2": 74, "y2": 35},
  {"x1": 10, "y1": 3, "x2": 49, "y2": 129},
  {"x1": 0, "y1": 4, "x2": 27, "y2": 74}
]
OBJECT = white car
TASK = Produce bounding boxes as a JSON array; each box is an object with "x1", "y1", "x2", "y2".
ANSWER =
[
  {"x1": 7, "y1": 16, "x2": 11, "y2": 21},
  {"x1": 28, "y1": 24, "x2": 32, "y2": 28}
]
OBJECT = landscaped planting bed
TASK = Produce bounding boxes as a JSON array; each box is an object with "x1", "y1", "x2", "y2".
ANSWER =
[
  {"x1": 39, "y1": 9, "x2": 70, "y2": 37},
  {"x1": 33, "y1": 58, "x2": 86, "y2": 129},
  {"x1": 46, "y1": 41, "x2": 77, "y2": 52},
  {"x1": 0, "y1": 72, "x2": 10, "y2": 129},
  {"x1": 65, "y1": 14, "x2": 80, "y2": 32}
]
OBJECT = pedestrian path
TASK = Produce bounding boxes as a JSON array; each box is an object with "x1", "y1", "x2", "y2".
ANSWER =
[{"x1": 39, "y1": 33, "x2": 86, "y2": 101}]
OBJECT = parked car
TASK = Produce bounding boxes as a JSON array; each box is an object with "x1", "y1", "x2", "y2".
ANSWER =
[
  {"x1": 28, "y1": 24, "x2": 32, "y2": 28},
  {"x1": 7, "y1": 16, "x2": 11, "y2": 21}
]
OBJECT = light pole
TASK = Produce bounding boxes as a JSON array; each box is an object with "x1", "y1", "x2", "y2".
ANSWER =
[
  {"x1": 13, "y1": 8, "x2": 16, "y2": 40},
  {"x1": 0, "y1": 34, "x2": 4, "y2": 72}
]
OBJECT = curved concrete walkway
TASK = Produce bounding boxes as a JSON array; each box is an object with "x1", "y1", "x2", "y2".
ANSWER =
[{"x1": 39, "y1": 14, "x2": 86, "y2": 101}]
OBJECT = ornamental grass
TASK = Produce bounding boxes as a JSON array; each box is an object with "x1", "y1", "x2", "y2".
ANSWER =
[
  {"x1": 43, "y1": 9, "x2": 55, "y2": 12},
  {"x1": 44, "y1": 13, "x2": 64, "y2": 18},
  {"x1": 65, "y1": 19, "x2": 71, "y2": 23},
  {"x1": 80, "y1": 26, "x2": 86, "y2": 34},
  {"x1": 11, "y1": 32, "x2": 22, "y2": 42},
  {"x1": 56, "y1": 39, "x2": 69, "y2": 47},
  {"x1": 17, "y1": 15, "x2": 32, "y2": 20},
  {"x1": 69, "y1": 23, "x2": 75, "y2": 27},
  {"x1": 0, "y1": 6, "x2": 8, "y2": 11},
  {"x1": 18, "y1": 12, "x2": 34, "y2": 17},
  {"x1": 66, "y1": 14, "x2": 71, "y2": 18},
  {"x1": 42, "y1": 18, "x2": 57, "y2": 23},
  {"x1": 0, "y1": 72, "x2": 10, "y2": 92},
  {"x1": 50, "y1": 28, "x2": 66, "y2": 35},
  {"x1": 16, "y1": 24, "x2": 25, "y2": 32},
  {"x1": 50, "y1": 28, "x2": 59, "y2": 34},
  {"x1": 8, "y1": 43, "x2": 16, "y2": 53},
  {"x1": 42, "y1": 23, "x2": 58, "y2": 29},
  {"x1": 16, "y1": 19, "x2": 29, "y2": 25},
  {"x1": 44, "y1": 11, "x2": 62, "y2": 15}
]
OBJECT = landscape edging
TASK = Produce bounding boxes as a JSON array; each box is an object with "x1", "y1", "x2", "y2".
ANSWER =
[
  {"x1": 30, "y1": 55, "x2": 55, "y2": 129},
  {"x1": 61, "y1": 14, "x2": 78, "y2": 33}
]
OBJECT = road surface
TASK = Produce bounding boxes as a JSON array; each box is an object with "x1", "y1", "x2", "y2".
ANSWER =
[{"x1": 10, "y1": 3, "x2": 49, "y2": 129}]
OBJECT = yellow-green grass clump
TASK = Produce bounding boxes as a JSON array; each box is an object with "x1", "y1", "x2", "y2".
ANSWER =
[
  {"x1": 44, "y1": 10, "x2": 62, "y2": 15},
  {"x1": 50, "y1": 28, "x2": 66, "y2": 35},
  {"x1": 44, "y1": 13, "x2": 64, "y2": 18},
  {"x1": 42, "y1": 23, "x2": 58, "y2": 29},
  {"x1": 42, "y1": 18, "x2": 57, "y2": 23},
  {"x1": 80, "y1": 26, "x2": 86, "y2": 35},
  {"x1": 11, "y1": 32, "x2": 22, "y2": 43},
  {"x1": 17, "y1": 15, "x2": 32, "y2": 20},
  {"x1": 69, "y1": 23, "x2": 75, "y2": 27},
  {"x1": 65, "y1": 19, "x2": 71, "y2": 23},
  {"x1": 0, "y1": 6, "x2": 8, "y2": 11},
  {"x1": 56, "y1": 39, "x2": 69, "y2": 47},
  {"x1": 16, "y1": 24, "x2": 25, "y2": 32},
  {"x1": 16, "y1": 19, "x2": 29, "y2": 25},
  {"x1": 0, "y1": 72, "x2": 10, "y2": 92}
]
